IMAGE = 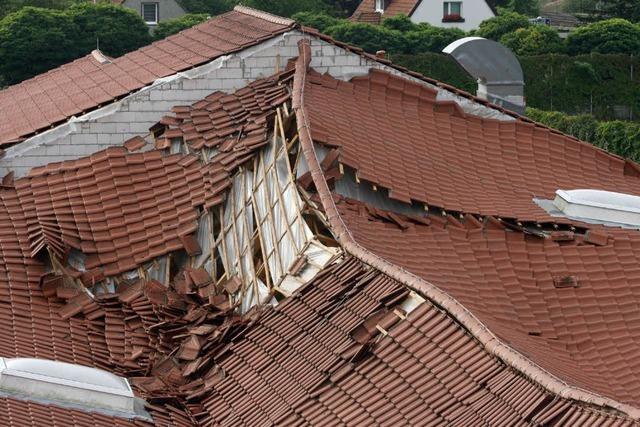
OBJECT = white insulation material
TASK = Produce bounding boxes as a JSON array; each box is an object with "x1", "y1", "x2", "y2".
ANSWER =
[
  {"x1": 219, "y1": 172, "x2": 271, "y2": 313},
  {"x1": 215, "y1": 131, "x2": 335, "y2": 313}
]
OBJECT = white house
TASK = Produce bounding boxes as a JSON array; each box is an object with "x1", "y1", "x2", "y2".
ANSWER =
[{"x1": 351, "y1": 0, "x2": 496, "y2": 31}]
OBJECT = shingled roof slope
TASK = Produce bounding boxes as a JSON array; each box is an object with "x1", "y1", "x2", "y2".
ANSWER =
[
  {"x1": 0, "y1": 8, "x2": 294, "y2": 146},
  {"x1": 292, "y1": 39, "x2": 640, "y2": 418},
  {"x1": 197, "y1": 256, "x2": 636, "y2": 426},
  {"x1": 302, "y1": 68, "x2": 640, "y2": 220},
  {"x1": 335, "y1": 196, "x2": 640, "y2": 406}
]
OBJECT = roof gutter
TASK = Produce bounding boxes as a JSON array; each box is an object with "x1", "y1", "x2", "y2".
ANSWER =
[{"x1": 291, "y1": 39, "x2": 640, "y2": 421}]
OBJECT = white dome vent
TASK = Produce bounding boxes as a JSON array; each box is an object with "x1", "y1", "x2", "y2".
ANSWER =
[
  {"x1": 553, "y1": 189, "x2": 640, "y2": 227},
  {"x1": 0, "y1": 358, "x2": 149, "y2": 419}
]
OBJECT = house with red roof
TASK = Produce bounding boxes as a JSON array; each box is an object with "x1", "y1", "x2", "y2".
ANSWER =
[
  {"x1": 0, "y1": 6, "x2": 638, "y2": 427},
  {"x1": 352, "y1": 0, "x2": 496, "y2": 30}
]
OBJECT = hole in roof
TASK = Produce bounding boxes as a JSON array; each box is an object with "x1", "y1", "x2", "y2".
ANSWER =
[
  {"x1": 552, "y1": 189, "x2": 640, "y2": 227},
  {"x1": 0, "y1": 358, "x2": 150, "y2": 420}
]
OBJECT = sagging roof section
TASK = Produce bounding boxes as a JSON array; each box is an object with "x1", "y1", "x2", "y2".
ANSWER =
[
  {"x1": 292, "y1": 38, "x2": 640, "y2": 419},
  {"x1": 301, "y1": 66, "x2": 640, "y2": 220}
]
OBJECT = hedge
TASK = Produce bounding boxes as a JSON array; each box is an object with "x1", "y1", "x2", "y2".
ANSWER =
[
  {"x1": 527, "y1": 107, "x2": 640, "y2": 161},
  {"x1": 392, "y1": 52, "x2": 640, "y2": 121}
]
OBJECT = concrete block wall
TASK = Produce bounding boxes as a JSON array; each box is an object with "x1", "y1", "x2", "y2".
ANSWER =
[{"x1": 1, "y1": 30, "x2": 509, "y2": 177}]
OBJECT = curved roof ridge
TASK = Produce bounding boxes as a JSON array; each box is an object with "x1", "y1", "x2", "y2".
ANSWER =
[{"x1": 291, "y1": 37, "x2": 640, "y2": 421}]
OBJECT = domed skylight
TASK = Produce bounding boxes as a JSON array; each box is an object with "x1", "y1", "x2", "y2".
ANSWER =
[{"x1": 0, "y1": 357, "x2": 148, "y2": 419}]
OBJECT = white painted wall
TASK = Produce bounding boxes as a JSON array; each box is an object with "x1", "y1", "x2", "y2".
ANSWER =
[
  {"x1": 410, "y1": 0, "x2": 495, "y2": 31},
  {"x1": 0, "y1": 29, "x2": 510, "y2": 177}
]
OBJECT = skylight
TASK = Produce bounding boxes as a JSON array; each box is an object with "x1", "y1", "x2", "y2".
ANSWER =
[
  {"x1": 553, "y1": 189, "x2": 640, "y2": 227},
  {"x1": 0, "y1": 358, "x2": 148, "y2": 419}
]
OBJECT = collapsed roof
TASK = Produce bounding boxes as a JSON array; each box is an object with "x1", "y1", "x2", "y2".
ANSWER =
[{"x1": 1, "y1": 7, "x2": 640, "y2": 427}]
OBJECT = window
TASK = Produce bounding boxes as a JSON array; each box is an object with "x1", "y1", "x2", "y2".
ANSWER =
[
  {"x1": 443, "y1": 1, "x2": 464, "y2": 22},
  {"x1": 375, "y1": 0, "x2": 385, "y2": 12},
  {"x1": 142, "y1": 2, "x2": 158, "y2": 24}
]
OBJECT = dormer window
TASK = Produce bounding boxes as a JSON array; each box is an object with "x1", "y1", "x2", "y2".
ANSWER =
[
  {"x1": 443, "y1": 1, "x2": 464, "y2": 22},
  {"x1": 375, "y1": 0, "x2": 385, "y2": 12}
]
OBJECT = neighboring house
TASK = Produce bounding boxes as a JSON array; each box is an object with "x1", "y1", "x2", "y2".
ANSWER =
[
  {"x1": 530, "y1": 11, "x2": 581, "y2": 38},
  {"x1": 0, "y1": 6, "x2": 639, "y2": 427},
  {"x1": 112, "y1": 0, "x2": 186, "y2": 28},
  {"x1": 352, "y1": 0, "x2": 496, "y2": 31}
]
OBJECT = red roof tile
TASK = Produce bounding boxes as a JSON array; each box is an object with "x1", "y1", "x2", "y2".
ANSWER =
[
  {"x1": 352, "y1": 0, "x2": 421, "y2": 21},
  {"x1": 302, "y1": 68, "x2": 640, "y2": 220},
  {"x1": 198, "y1": 256, "x2": 635, "y2": 426},
  {"x1": 335, "y1": 196, "x2": 640, "y2": 406},
  {"x1": 0, "y1": 8, "x2": 294, "y2": 146}
]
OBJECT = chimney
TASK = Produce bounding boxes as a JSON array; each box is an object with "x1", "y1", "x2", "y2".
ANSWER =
[{"x1": 443, "y1": 37, "x2": 525, "y2": 114}]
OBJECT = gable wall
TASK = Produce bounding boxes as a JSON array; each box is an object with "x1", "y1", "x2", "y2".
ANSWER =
[{"x1": 0, "y1": 29, "x2": 510, "y2": 177}]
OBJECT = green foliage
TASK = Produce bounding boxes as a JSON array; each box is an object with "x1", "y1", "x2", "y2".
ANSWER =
[
  {"x1": 527, "y1": 107, "x2": 640, "y2": 161},
  {"x1": 322, "y1": 0, "x2": 360, "y2": 17},
  {"x1": 0, "y1": 0, "x2": 78, "y2": 19},
  {"x1": 175, "y1": 0, "x2": 236, "y2": 15},
  {"x1": 0, "y1": 3, "x2": 151, "y2": 85},
  {"x1": 598, "y1": 0, "x2": 640, "y2": 23},
  {"x1": 566, "y1": 19, "x2": 640, "y2": 55},
  {"x1": 324, "y1": 20, "x2": 464, "y2": 55},
  {"x1": 405, "y1": 24, "x2": 465, "y2": 54},
  {"x1": 292, "y1": 11, "x2": 341, "y2": 31},
  {"x1": 505, "y1": 0, "x2": 539, "y2": 16},
  {"x1": 241, "y1": 0, "x2": 329, "y2": 17},
  {"x1": 153, "y1": 13, "x2": 209, "y2": 39},
  {"x1": 561, "y1": 0, "x2": 598, "y2": 14},
  {"x1": 500, "y1": 25, "x2": 565, "y2": 55},
  {"x1": 526, "y1": 108, "x2": 598, "y2": 141},
  {"x1": 390, "y1": 52, "x2": 477, "y2": 93},
  {"x1": 476, "y1": 11, "x2": 530, "y2": 40},
  {"x1": 394, "y1": 52, "x2": 639, "y2": 121},
  {"x1": 325, "y1": 22, "x2": 405, "y2": 53},
  {"x1": 0, "y1": 7, "x2": 78, "y2": 84},
  {"x1": 68, "y1": 3, "x2": 151, "y2": 58},
  {"x1": 381, "y1": 14, "x2": 416, "y2": 32}
]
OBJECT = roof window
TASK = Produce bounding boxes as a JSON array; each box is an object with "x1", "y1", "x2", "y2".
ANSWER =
[
  {"x1": 375, "y1": 0, "x2": 385, "y2": 12},
  {"x1": 553, "y1": 189, "x2": 640, "y2": 227},
  {"x1": 0, "y1": 358, "x2": 149, "y2": 419}
]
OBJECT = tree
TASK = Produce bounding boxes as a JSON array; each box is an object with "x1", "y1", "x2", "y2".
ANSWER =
[
  {"x1": 68, "y1": 3, "x2": 151, "y2": 58},
  {"x1": 325, "y1": 22, "x2": 406, "y2": 53},
  {"x1": 405, "y1": 24, "x2": 465, "y2": 54},
  {"x1": 505, "y1": 0, "x2": 539, "y2": 16},
  {"x1": 241, "y1": 0, "x2": 329, "y2": 17},
  {"x1": 598, "y1": 0, "x2": 640, "y2": 23},
  {"x1": 292, "y1": 11, "x2": 341, "y2": 31},
  {"x1": 566, "y1": 18, "x2": 640, "y2": 55},
  {"x1": 381, "y1": 14, "x2": 417, "y2": 32},
  {"x1": 153, "y1": 13, "x2": 209, "y2": 39},
  {"x1": 175, "y1": 0, "x2": 237, "y2": 15},
  {"x1": 0, "y1": 0, "x2": 76, "y2": 20},
  {"x1": 0, "y1": 7, "x2": 78, "y2": 84},
  {"x1": 476, "y1": 12, "x2": 530, "y2": 40},
  {"x1": 500, "y1": 25, "x2": 565, "y2": 55},
  {"x1": 322, "y1": 0, "x2": 360, "y2": 17}
]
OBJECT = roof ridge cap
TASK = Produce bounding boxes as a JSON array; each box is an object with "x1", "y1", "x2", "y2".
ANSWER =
[
  {"x1": 91, "y1": 49, "x2": 112, "y2": 65},
  {"x1": 233, "y1": 5, "x2": 295, "y2": 26}
]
